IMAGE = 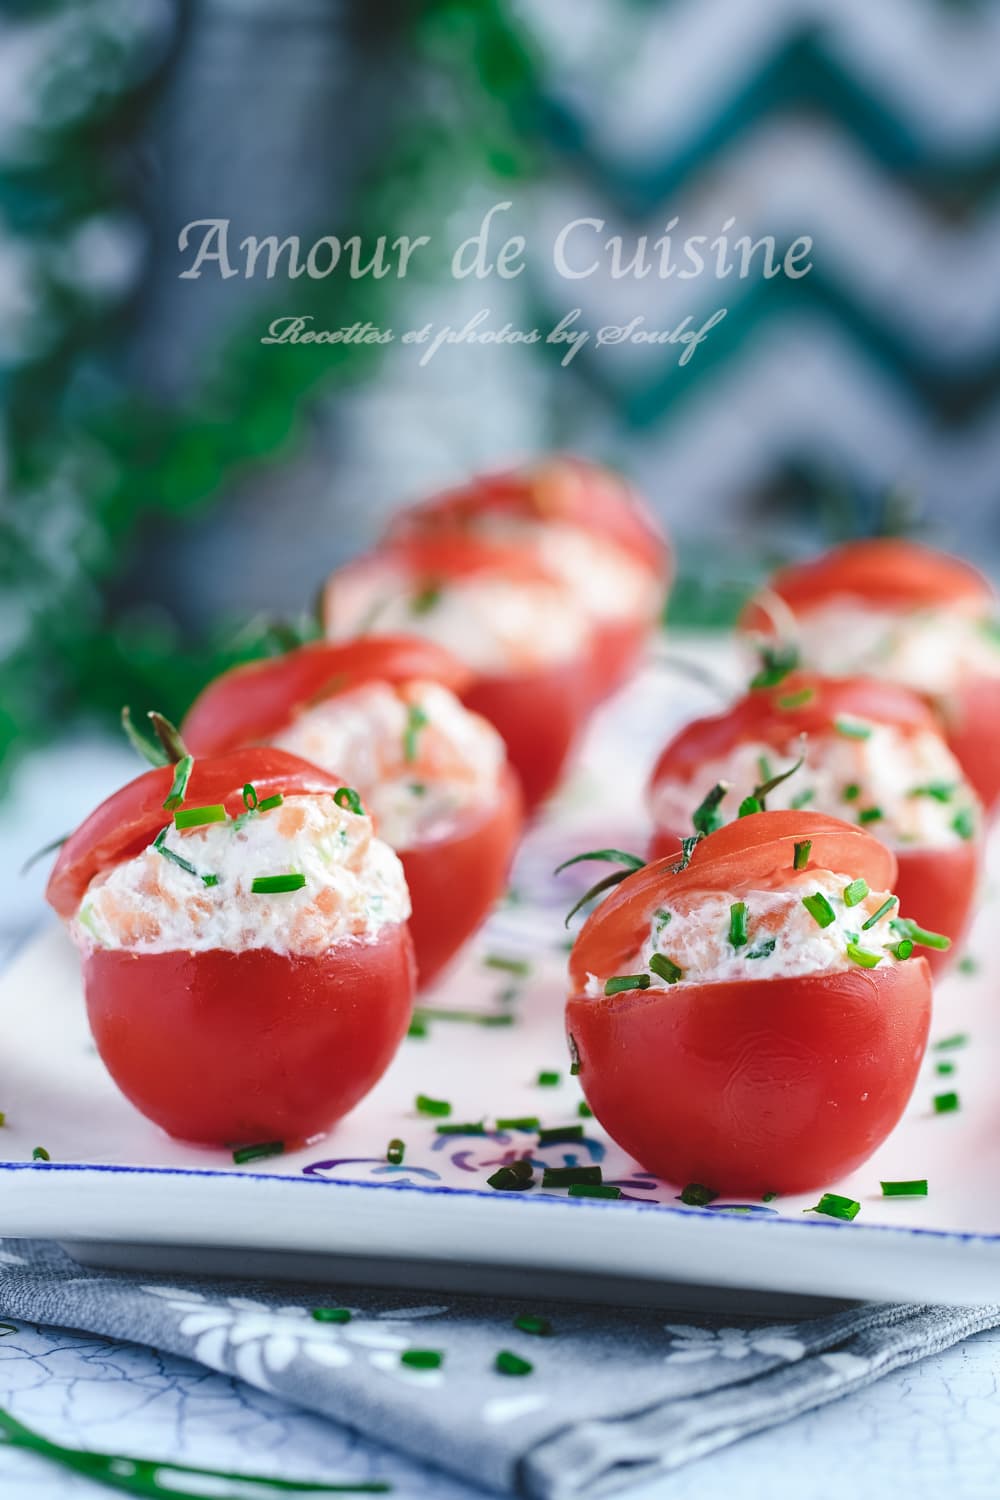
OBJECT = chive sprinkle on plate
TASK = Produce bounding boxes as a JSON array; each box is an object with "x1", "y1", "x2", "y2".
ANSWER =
[
  {"x1": 807, "y1": 1193, "x2": 860, "y2": 1222},
  {"x1": 881, "y1": 1180, "x2": 928, "y2": 1197}
]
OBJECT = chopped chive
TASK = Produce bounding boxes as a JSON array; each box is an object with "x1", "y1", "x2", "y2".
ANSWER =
[
  {"x1": 750, "y1": 643, "x2": 799, "y2": 689},
  {"x1": 933, "y1": 1091, "x2": 960, "y2": 1114},
  {"x1": 32, "y1": 1146, "x2": 50, "y2": 1162},
  {"x1": 174, "y1": 803, "x2": 227, "y2": 830},
  {"x1": 411, "y1": 1007, "x2": 514, "y2": 1029},
  {"x1": 746, "y1": 938, "x2": 776, "y2": 960},
  {"x1": 407, "y1": 1016, "x2": 428, "y2": 1039},
  {"x1": 802, "y1": 891, "x2": 836, "y2": 928},
  {"x1": 409, "y1": 782, "x2": 426, "y2": 797},
  {"x1": 577, "y1": 1101, "x2": 593, "y2": 1118},
  {"x1": 835, "y1": 717, "x2": 872, "y2": 740},
  {"x1": 790, "y1": 788, "x2": 815, "y2": 809},
  {"x1": 537, "y1": 1124, "x2": 584, "y2": 1147},
  {"x1": 514, "y1": 1315, "x2": 553, "y2": 1337},
  {"x1": 842, "y1": 783, "x2": 861, "y2": 802},
  {"x1": 162, "y1": 754, "x2": 194, "y2": 811},
  {"x1": 404, "y1": 704, "x2": 429, "y2": 764},
  {"x1": 400, "y1": 1350, "x2": 443, "y2": 1370},
  {"x1": 568, "y1": 1183, "x2": 621, "y2": 1200},
  {"x1": 496, "y1": 1116, "x2": 540, "y2": 1132},
  {"x1": 858, "y1": 807, "x2": 883, "y2": 825},
  {"x1": 257, "y1": 793, "x2": 284, "y2": 813},
  {"x1": 909, "y1": 782, "x2": 956, "y2": 803},
  {"x1": 536, "y1": 1071, "x2": 561, "y2": 1087},
  {"x1": 932, "y1": 1033, "x2": 968, "y2": 1051},
  {"x1": 242, "y1": 782, "x2": 258, "y2": 811},
  {"x1": 487, "y1": 1164, "x2": 533, "y2": 1192},
  {"x1": 793, "y1": 840, "x2": 812, "y2": 870},
  {"x1": 483, "y1": 954, "x2": 531, "y2": 976},
  {"x1": 0, "y1": 1113, "x2": 5, "y2": 1127},
  {"x1": 415, "y1": 1094, "x2": 451, "y2": 1117},
  {"x1": 334, "y1": 786, "x2": 365, "y2": 816},
  {"x1": 541, "y1": 1166, "x2": 603, "y2": 1187},
  {"x1": 251, "y1": 873, "x2": 306, "y2": 894},
  {"x1": 892, "y1": 918, "x2": 951, "y2": 952},
  {"x1": 653, "y1": 908, "x2": 672, "y2": 932},
  {"x1": 777, "y1": 687, "x2": 815, "y2": 710},
  {"x1": 649, "y1": 953, "x2": 683, "y2": 984},
  {"x1": 232, "y1": 1141, "x2": 284, "y2": 1164},
  {"x1": 436, "y1": 1121, "x2": 487, "y2": 1136},
  {"x1": 692, "y1": 782, "x2": 729, "y2": 837},
  {"x1": 843, "y1": 878, "x2": 869, "y2": 908},
  {"x1": 957, "y1": 956, "x2": 978, "y2": 975},
  {"x1": 862, "y1": 896, "x2": 898, "y2": 930},
  {"x1": 762, "y1": 1191, "x2": 778, "y2": 1203},
  {"x1": 387, "y1": 1138, "x2": 405, "y2": 1164},
  {"x1": 846, "y1": 942, "x2": 882, "y2": 969},
  {"x1": 604, "y1": 973, "x2": 650, "y2": 995},
  {"x1": 952, "y1": 808, "x2": 976, "y2": 841},
  {"x1": 881, "y1": 1180, "x2": 928, "y2": 1197},
  {"x1": 152, "y1": 826, "x2": 214, "y2": 882},
  {"x1": 807, "y1": 1193, "x2": 860, "y2": 1221},
  {"x1": 495, "y1": 1350, "x2": 533, "y2": 1377},
  {"x1": 311, "y1": 1307, "x2": 351, "y2": 1323},
  {"x1": 935, "y1": 1061, "x2": 955, "y2": 1076},
  {"x1": 738, "y1": 795, "x2": 762, "y2": 818},
  {"x1": 411, "y1": 581, "x2": 442, "y2": 615},
  {"x1": 728, "y1": 902, "x2": 748, "y2": 949},
  {"x1": 678, "y1": 1183, "x2": 718, "y2": 1207}
]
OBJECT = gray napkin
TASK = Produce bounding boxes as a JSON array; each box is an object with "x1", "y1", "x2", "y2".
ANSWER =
[{"x1": 1, "y1": 1238, "x2": 997, "y2": 1498}]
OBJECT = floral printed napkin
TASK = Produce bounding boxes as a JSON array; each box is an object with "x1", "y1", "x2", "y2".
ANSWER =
[{"x1": 1, "y1": 1238, "x2": 997, "y2": 1498}]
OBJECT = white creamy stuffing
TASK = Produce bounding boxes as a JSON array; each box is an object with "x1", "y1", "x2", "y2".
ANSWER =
[
  {"x1": 325, "y1": 564, "x2": 590, "y2": 673},
  {"x1": 650, "y1": 725, "x2": 980, "y2": 850},
  {"x1": 472, "y1": 517, "x2": 660, "y2": 623},
  {"x1": 786, "y1": 601, "x2": 1000, "y2": 694},
  {"x1": 73, "y1": 793, "x2": 410, "y2": 957},
  {"x1": 273, "y1": 680, "x2": 506, "y2": 849},
  {"x1": 584, "y1": 870, "x2": 903, "y2": 994}
]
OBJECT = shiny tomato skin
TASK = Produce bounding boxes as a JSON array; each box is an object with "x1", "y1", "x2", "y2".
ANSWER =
[
  {"x1": 462, "y1": 664, "x2": 589, "y2": 813},
  {"x1": 400, "y1": 765, "x2": 522, "y2": 986},
  {"x1": 84, "y1": 928, "x2": 416, "y2": 1145},
  {"x1": 183, "y1": 636, "x2": 472, "y2": 757},
  {"x1": 567, "y1": 958, "x2": 931, "y2": 1196},
  {"x1": 942, "y1": 675, "x2": 1000, "y2": 816},
  {"x1": 894, "y1": 843, "x2": 981, "y2": 976}
]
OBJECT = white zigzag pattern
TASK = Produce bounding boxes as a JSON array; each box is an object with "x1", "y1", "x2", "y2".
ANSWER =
[
  {"x1": 527, "y1": 117, "x2": 1000, "y2": 369},
  {"x1": 517, "y1": 0, "x2": 1000, "y2": 160}
]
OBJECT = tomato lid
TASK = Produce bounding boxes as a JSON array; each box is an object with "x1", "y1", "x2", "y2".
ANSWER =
[
  {"x1": 183, "y1": 636, "x2": 472, "y2": 757},
  {"x1": 46, "y1": 748, "x2": 345, "y2": 919},
  {"x1": 568, "y1": 809, "x2": 898, "y2": 989},
  {"x1": 649, "y1": 672, "x2": 939, "y2": 792},
  {"x1": 742, "y1": 539, "x2": 993, "y2": 633}
]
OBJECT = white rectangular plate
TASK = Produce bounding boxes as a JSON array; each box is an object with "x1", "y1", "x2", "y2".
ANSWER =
[{"x1": 2, "y1": 642, "x2": 999, "y2": 1307}]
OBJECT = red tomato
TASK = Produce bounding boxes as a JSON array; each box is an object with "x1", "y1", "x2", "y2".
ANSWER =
[
  {"x1": 183, "y1": 638, "x2": 523, "y2": 985},
  {"x1": 85, "y1": 937, "x2": 414, "y2": 1145},
  {"x1": 384, "y1": 459, "x2": 671, "y2": 705},
  {"x1": 322, "y1": 537, "x2": 593, "y2": 810},
  {"x1": 400, "y1": 765, "x2": 522, "y2": 987},
  {"x1": 47, "y1": 748, "x2": 343, "y2": 920},
  {"x1": 47, "y1": 749, "x2": 416, "y2": 1145},
  {"x1": 183, "y1": 636, "x2": 471, "y2": 756},
  {"x1": 741, "y1": 540, "x2": 1000, "y2": 813},
  {"x1": 647, "y1": 673, "x2": 982, "y2": 968},
  {"x1": 567, "y1": 811, "x2": 931, "y2": 1195}
]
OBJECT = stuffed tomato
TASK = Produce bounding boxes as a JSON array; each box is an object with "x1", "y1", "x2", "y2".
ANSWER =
[
  {"x1": 648, "y1": 673, "x2": 981, "y2": 972},
  {"x1": 46, "y1": 748, "x2": 415, "y2": 1145},
  {"x1": 322, "y1": 535, "x2": 594, "y2": 811},
  {"x1": 183, "y1": 637, "x2": 522, "y2": 986},
  {"x1": 384, "y1": 456, "x2": 671, "y2": 703},
  {"x1": 741, "y1": 538, "x2": 1000, "y2": 814},
  {"x1": 566, "y1": 811, "x2": 933, "y2": 1196}
]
